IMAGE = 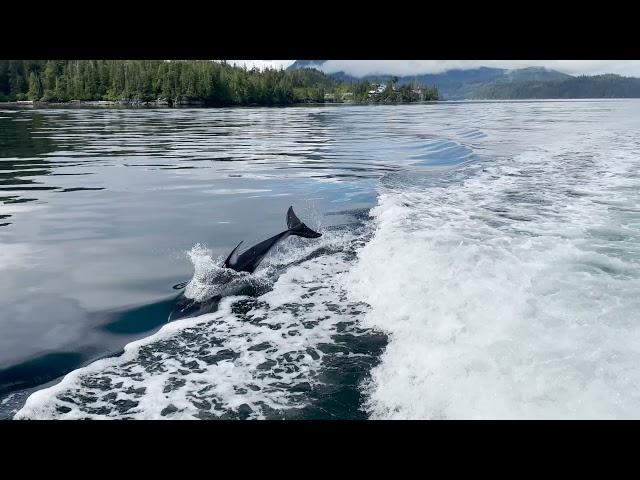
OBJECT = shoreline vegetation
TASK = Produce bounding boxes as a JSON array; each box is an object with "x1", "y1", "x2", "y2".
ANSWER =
[{"x1": 0, "y1": 60, "x2": 438, "y2": 106}]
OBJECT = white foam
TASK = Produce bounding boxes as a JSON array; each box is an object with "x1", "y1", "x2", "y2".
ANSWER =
[
  {"x1": 15, "y1": 228, "x2": 372, "y2": 419},
  {"x1": 345, "y1": 127, "x2": 640, "y2": 419},
  {"x1": 182, "y1": 244, "x2": 262, "y2": 302}
]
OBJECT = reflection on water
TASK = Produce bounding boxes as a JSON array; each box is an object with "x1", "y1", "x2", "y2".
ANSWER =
[{"x1": 0, "y1": 113, "x2": 58, "y2": 220}]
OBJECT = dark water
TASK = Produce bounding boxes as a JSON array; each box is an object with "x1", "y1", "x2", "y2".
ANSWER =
[{"x1": 3, "y1": 101, "x2": 640, "y2": 419}]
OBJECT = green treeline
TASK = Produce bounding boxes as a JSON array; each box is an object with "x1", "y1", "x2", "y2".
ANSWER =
[
  {"x1": 0, "y1": 60, "x2": 438, "y2": 105},
  {"x1": 471, "y1": 74, "x2": 640, "y2": 99}
]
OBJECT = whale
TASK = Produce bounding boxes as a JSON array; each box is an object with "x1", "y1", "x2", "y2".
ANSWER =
[
  {"x1": 168, "y1": 206, "x2": 321, "y2": 321},
  {"x1": 223, "y1": 206, "x2": 321, "y2": 274}
]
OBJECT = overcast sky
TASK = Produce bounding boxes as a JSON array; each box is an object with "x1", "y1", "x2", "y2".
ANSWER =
[{"x1": 227, "y1": 60, "x2": 640, "y2": 77}]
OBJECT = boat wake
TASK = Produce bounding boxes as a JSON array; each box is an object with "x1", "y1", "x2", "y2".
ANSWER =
[
  {"x1": 345, "y1": 126, "x2": 640, "y2": 419},
  {"x1": 15, "y1": 222, "x2": 386, "y2": 419}
]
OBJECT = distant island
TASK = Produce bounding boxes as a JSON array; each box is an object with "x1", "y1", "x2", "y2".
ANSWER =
[{"x1": 0, "y1": 60, "x2": 438, "y2": 106}]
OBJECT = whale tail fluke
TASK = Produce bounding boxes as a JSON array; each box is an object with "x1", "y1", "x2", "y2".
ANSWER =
[{"x1": 286, "y1": 206, "x2": 322, "y2": 238}]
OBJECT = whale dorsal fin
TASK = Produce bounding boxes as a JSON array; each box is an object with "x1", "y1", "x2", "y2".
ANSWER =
[{"x1": 223, "y1": 241, "x2": 243, "y2": 268}]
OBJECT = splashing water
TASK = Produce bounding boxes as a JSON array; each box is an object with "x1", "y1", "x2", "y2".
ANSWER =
[{"x1": 182, "y1": 244, "x2": 270, "y2": 302}]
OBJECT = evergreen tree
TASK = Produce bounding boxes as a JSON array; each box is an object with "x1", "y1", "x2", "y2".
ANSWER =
[{"x1": 27, "y1": 72, "x2": 42, "y2": 100}]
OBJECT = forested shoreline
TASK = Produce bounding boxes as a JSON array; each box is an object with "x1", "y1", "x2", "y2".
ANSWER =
[{"x1": 0, "y1": 60, "x2": 438, "y2": 106}]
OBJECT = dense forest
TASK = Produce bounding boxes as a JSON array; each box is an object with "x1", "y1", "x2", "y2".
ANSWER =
[
  {"x1": 471, "y1": 74, "x2": 640, "y2": 99},
  {"x1": 0, "y1": 60, "x2": 438, "y2": 105}
]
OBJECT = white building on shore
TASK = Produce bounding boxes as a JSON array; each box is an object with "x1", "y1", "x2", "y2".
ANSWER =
[{"x1": 368, "y1": 84, "x2": 387, "y2": 96}]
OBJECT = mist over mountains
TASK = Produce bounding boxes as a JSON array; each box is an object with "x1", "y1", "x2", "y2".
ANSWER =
[{"x1": 287, "y1": 61, "x2": 640, "y2": 99}]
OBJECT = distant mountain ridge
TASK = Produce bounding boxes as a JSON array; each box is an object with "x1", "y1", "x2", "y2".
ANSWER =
[
  {"x1": 471, "y1": 74, "x2": 640, "y2": 99},
  {"x1": 287, "y1": 60, "x2": 328, "y2": 71},
  {"x1": 287, "y1": 61, "x2": 640, "y2": 99}
]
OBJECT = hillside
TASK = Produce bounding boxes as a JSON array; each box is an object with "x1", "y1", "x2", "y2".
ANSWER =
[{"x1": 471, "y1": 74, "x2": 640, "y2": 99}]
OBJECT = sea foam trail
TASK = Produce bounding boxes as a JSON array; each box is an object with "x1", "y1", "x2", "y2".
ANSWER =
[
  {"x1": 345, "y1": 127, "x2": 640, "y2": 419},
  {"x1": 15, "y1": 227, "x2": 382, "y2": 419}
]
